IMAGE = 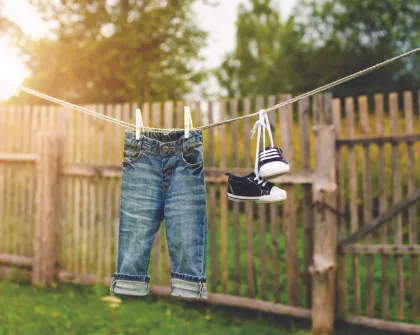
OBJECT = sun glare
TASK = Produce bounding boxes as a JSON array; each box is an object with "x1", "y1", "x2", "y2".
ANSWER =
[{"x1": 0, "y1": 41, "x2": 28, "y2": 101}]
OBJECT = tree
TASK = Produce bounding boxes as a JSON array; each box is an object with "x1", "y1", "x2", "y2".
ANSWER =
[
  {"x1": 20, "y1": 0, "x2": 210, "y2": 104},
  {"x1": 295, "y1": 0, "x2": 420, "y2": 97},
  {"x1": 217, "y1": 0, "x2": 420, "y2": 99},
  {"x1": 215, "y1": 0, "x2": 307, "y2": 98}
]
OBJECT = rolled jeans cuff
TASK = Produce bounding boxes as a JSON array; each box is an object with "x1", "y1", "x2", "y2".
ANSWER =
[
  {"x1": 110, "y1": 278, "x2": 148, "y2": 296},
  {"x1": 171, "y1": 278, "x2": 207, "y2": 299}
]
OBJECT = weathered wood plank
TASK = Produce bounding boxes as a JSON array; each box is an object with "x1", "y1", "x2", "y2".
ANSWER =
[
  {"x1": 390, "y1": 92, "x2": 404, "y2": 320},
  {"x1": 341, "y1": 245, "x2": 420, "y2": 255},
  {"x1": 333, "y1": 98, "x2": 346, "y2": 316},
  {"x1": 336, "y1": 133, "x2": 420, "y2": 146},
  {"x1": 73, "y1": 109, "x2": 82, "y2": 274},
  {"x1": 312, "y1": 94, "x2": 323, "y2": 126},
  {"x1": 404, "y1": 91, "x2": 418, "y2": 320},
  {"x1": 299, "y1": 96, "x2": 313, "y2": 308},
  {"x1": 12, "y1": 106, "x2": 22, "y2": 255},
  {"x1": 218, "y1": 99, "x2": 229, "y2": 294},
  {"x1": 194, "y1": 101, "x2": 202, "y2": 127},
  {"x1": 268, "y1": 95, "x2": 280, "y2": 303},
  {"x1": 374, "y1": 93, "x2": 389, "y2": 319},
  {"x1": 0, "y1": 153, "x2": 37, "y2": 162},
  {"x1": 81, "y1": 109, "x2": 89, "y2": 274},
  {"x1": 345, "y1": 97, "x2": 360, "y2": 315},
  {"x1": 4, "y1": 106, "x2": 15, "y2": 254},
  {"x1": 0, "y1": 253, "x2": 33, "y2": 267},
  {"x1": 310, "y1": 124, "x2": 337, "y2": 335},
  {"x1": 244, "y1": 97, "x2": 255, "y2": 298},
  {"x1": 339, "y1": 315, "x2": 420, "y2": 334},
  {"x1": 0, "y1": 106, "x2": 6, "y2": 253},
  {"x1": 339, "y1": 189, "x2": 420, "y2": 246},
  {"x1": 96, "y1": 105, "x2": 105, "y2": 278},
  {"x1": 33, "y1": 132, "x2": 60, "y2": 286},
  {"x1": 141, "y1": 102, "x2": 150, "y2": 128},
  {"x1": 66, "y1": 108, "x2": 75, "y2": 272},
  {"x1": 22, "y1": 105, "x2": 32, "y2": 256},
  {"x1": 280, "y1": 94, "x2": 299, "y2": 306},
  {"x1": 231, "y1": 98, "x2": 241, "y2": 296},
  {"x1": 358, "y1": 96, "x2": 374, "y2": 317},
  {"x1": 256, "y1": 95, "x2": 268, "y2": 300},
  {"x1": 176, "y1": 101, "x2": 183, "y2": 129}
]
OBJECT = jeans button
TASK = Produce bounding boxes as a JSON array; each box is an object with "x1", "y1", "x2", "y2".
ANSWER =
[{"x1": 162, "y1": 145, "x2": 169, "y2": 153}]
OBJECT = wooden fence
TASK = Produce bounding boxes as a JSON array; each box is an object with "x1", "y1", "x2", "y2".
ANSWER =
[{"x1": 0, "y1": 92, "x2": 419, "y2": 334}]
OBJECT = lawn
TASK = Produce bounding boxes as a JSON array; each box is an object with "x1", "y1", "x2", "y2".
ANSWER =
[{"x1": 0, "y1": 279, "x2": 397, "y2": 335}]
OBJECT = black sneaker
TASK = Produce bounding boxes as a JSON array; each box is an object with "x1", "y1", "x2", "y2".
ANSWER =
[
  {"x1": 258, "y1": 147, "x2": 290, "y2": 182},
  {"x1": 225, "y1": 172, "x2": 287, "y2": 203}
]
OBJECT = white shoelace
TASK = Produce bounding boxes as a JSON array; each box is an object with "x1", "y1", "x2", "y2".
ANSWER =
[{"x1": 250, "y1": 109, "x2": 275, "y2": 186}]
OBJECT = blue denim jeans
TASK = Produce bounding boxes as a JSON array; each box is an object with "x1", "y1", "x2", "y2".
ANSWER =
[{"x1": 111, "y1": 130, "x2": 208, "y2": 299}]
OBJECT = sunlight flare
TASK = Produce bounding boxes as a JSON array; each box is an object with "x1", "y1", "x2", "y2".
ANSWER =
[{"x1": 0, "y1": 40, "x2": 28, "y2": 100}]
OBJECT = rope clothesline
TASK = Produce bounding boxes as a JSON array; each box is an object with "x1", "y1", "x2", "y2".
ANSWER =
[{"x1": 3, "y1": 46, "x2": 420, "y2": 132}]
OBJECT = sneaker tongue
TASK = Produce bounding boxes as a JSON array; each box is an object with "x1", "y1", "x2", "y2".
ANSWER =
[{"x1": 260, "y1": 146, "x2": 274, "y2": 153}]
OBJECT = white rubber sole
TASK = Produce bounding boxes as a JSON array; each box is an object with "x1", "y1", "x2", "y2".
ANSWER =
[
  {"x1": 227, "y1": 192, "x2": 287, "y2": 203},
  {"x1": 259, "y1": 161, "x2": 290, "y2": 179}
]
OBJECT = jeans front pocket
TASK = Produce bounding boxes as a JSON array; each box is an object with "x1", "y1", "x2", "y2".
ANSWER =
[
  {"x1": 181, "y1": 144, "x2": 204, "y2": 169},
  {"x1": 122, "y1": 147, "x2": 143, "y2": 166}
]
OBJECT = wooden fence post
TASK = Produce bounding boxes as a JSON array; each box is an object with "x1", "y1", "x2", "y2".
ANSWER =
[
  {"x1": 32, "y1": 131, "x2": 61, "y2": 286},
  {"x1": 310, "y1": 95, "x2": 338, "y2": 335}
]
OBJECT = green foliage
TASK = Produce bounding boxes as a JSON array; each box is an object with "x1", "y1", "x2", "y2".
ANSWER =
[
  {"x1": 0, "y1": 281, "x2": 396, "y2": 335},
  {"x1": 0, "y1": 281, "x2": 308, "y2": 335},
  {"x1": 295, "y1": 0, "x2": 420, "y2": 98},
  {"x1": 217, "y1": 0, "x2": 420, "y2": 98},
  {"x1": 19, "y1": 0, "x2": 209, "y2": 104},
  {"x1": 215, "y1": 0, "x2": 308, "y2": 98}
]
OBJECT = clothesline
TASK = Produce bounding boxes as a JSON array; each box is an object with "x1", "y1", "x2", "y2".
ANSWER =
[{"x1": 2, "y1": 46, "x2": 420, "y2": 133}]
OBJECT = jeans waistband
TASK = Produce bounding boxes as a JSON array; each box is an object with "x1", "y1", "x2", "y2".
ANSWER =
[{"x1": 124, "y1": 130, "x2": 203, "y2": 156}]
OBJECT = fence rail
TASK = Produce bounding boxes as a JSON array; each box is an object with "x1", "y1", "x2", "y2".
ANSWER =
[{"x1": 1, "y1": 91, "x2": 420, "y2": 334}]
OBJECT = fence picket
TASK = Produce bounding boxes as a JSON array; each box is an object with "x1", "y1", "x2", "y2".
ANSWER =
[
  {"x1": 404, "y1": 91, "x2": 418, "y2": 320},
  {"x1": 218, "y1": 99, "x2": 229, "y2": 294},
  {"x1": 280, "y1": 94, "x2": 299, "y2": 306},
  {"x1": 346, "y1": 97, "x2": 361, "y2": 315},
  {"x1": 256, "y1": 95, "x2": 267, "y2": 300},
  {"x1": 0, "y1": 106, "x2": 6, "y2": 252},
  {"x1": 4, "y1": 106, "x2": 15, "y2": 254},
  {"x1": 244, "y1": 97, "x2": 256, "y2": 298},
  {"x1": 359, "y1": 96, "x2": 374, "y2": 317},
  {"x1": 333, "y1": 98, "x2": 346, "y2": 315},
  {"x1": 12, "y1": 106, "x2": 22, "y2": 255},
  {"x1": 176, "y1": 101, "x2": 183, "y2": 129},
  {"x1": 73, "y1": 108, "x2": 82, "y2": 274},
  {"x1": 389, "y1": 92, "x2": 404, "y2": 320},
  {"x1": 374, "y1": 94, "x2": 389, "y2": 319},
  {"x1": 96, "y1": 105, "x2": 105, "y2": 279},
  {"x1": 81, "y1": 109, "x2": 89, "y2": 274},
  {"x1": 230, "y1": 98, "x2": 241, "y2": 296},
  {"x1": 268, "y1": 95, "x2": 280, "y2": 303},
  {"x1": 300, "y1": 96, "x2": 313, "y2": 308}
]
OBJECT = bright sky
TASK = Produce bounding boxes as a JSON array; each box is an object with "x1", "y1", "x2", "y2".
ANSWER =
[{"x1": 0, "y1": 0, "x2": 296, "y2": 101}]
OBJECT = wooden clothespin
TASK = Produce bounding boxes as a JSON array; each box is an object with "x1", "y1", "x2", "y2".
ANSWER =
[
  {"x1": 136, "y1": 108, "x2": 143, "y2": 140},
  {"x1": 184, "y1": 106, "x2": 193, "y2": 138}
]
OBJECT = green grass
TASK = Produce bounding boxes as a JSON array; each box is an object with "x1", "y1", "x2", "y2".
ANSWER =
[{"x1": 0, "y1": 280, "x2": 400, "y2": 335}]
